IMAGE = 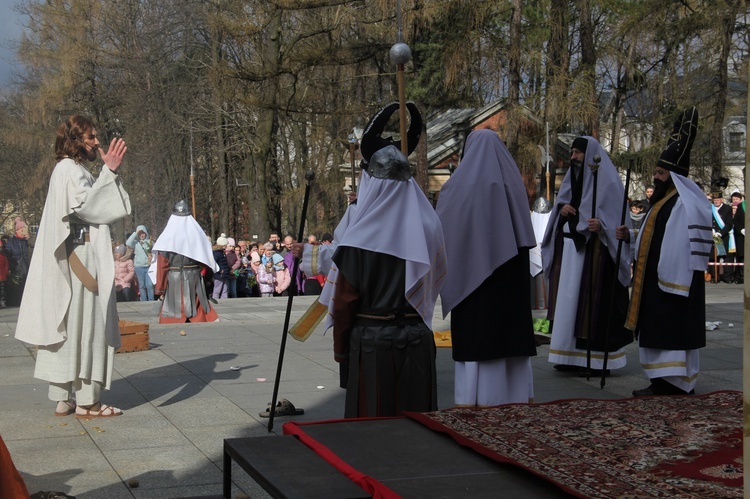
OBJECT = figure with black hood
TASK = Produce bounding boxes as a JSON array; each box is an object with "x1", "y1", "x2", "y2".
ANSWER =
[
  {"x1": 616, "y1": 107, "x2": 712, "y2": 396},
  {"x1": 541, "y1": 136, "x2": 633, "y2": 375},
  {"x1": 331, "y1": 102, "x2": 446, "y2": 418}
]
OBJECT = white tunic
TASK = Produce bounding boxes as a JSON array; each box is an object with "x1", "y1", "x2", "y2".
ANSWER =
[{"x1": 15, "y1": 159, "x2": 131, "y2": 387}]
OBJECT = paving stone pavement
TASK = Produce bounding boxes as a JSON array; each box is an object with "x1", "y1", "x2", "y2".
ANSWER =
[{"x1": 0, "y1": 283, "x2": 743, "y2": 498}]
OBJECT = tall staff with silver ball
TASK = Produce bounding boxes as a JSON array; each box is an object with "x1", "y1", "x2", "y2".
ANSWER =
[{"x1": 391, "y1": 0, "x2": 411, "y2": 157}]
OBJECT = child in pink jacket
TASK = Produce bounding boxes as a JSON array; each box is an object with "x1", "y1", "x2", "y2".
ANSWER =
[
  {"x1": 272, "y1": 253, "x2": 291, "y2": 295},
  {"x1": 113, "y1": 244, "x2": 135, "y2": 301}
]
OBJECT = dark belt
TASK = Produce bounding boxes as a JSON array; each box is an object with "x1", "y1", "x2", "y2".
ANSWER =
[
  {"x1": 69, "y1": 222, "x2": 90, "y2": 245},
  {"x1": 168, "y1": 265, "x2": 200, "y2": 270},
  {"x1": 354, "y1": 308, "x2": 422, "y2": 327}
]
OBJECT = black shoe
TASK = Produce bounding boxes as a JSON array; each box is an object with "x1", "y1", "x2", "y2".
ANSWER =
[
  {"x1": 534, "y1": 332, "x2": 551, "y2": 346},
  {"x1": 553, "y1": 364, "x2": 581, "y2": 372},
  {"x1": 632, "y1": 384, "x2": 658, "y2": 396},
  {"x1": 632, "y1": 378, "x2": 694, "y2": 397}
]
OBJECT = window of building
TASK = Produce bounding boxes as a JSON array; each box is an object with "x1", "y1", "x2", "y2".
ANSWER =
[{"x1": 729, "y1": 132, "x2": 744, "y2": 153}]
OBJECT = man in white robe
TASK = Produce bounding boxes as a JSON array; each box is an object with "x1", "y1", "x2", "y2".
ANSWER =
[
  {"x1": 15, "y1": 115, "x2": 131, "y2": 418},
  {"x1": 541, "y1": 136, "x2": 632, "y2": 374}
]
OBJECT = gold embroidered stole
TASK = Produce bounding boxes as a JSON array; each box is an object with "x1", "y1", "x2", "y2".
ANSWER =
[{"x1": 624, "y1": 187, "x2": 677, "y2": 330}]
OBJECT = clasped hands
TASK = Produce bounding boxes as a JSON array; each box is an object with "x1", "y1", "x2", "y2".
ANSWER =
[{"x1": 560, "y1": 204, "x2": 601, "y2": 233}]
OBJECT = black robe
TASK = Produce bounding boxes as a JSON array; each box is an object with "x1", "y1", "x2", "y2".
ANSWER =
[
  {"x1": 451, "y1": 251, "x2": 537, "y2": 362},
  {"x1": 332, "y1": 247, "x2": 438, "y2": 418},
  {"x1": 636, "y1": 195, "x2": 706, "y2": 350}
]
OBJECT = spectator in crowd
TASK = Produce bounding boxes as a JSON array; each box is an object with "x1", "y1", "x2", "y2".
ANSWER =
[
  {"x1": 282, "y1": 235, "x2": 304, "y2": 295},
  {"x1": 731, "y1": 191, "x2": 744, "y2": 209},
  {"x1": 226, "y1": 237, "x2": 241, "y2": 298},
  {"x1": 6, "y1": 217, "x2": 31, "y2": 306},
  {"x1": 726, "y1": 193, "x2": 744, "y2": 284},
  {"x1": 629, "y1": 200, "x2": 647, "y2": 230},
  {"x1": 710, "y1": 192, "x2": 733, "y2": 283},
  {"x1": 644, "y1": 184, "x2": 655, "y2": 206},
  {"x1": 15, "y1": 114, "x2": 131, "y2": 418},
  {"x1": 257, "y1": 259, "x2": 276, "y2": 297},
  {"x1": 261, "y1": 242, "x2": 274, "y2": 266},
  {"x1": 273, "y1": 253, "x2": 291, "y2": 295},
  {"x1": 248, "y1": 251, "x2": 261, "y2": 296},
  {"x1": 126, "y1": 225, "x2": 154, "y2": 301},
  {"x1": 113, "y1": 244, "x2": 135, "y2": 302},
  {"x1": 281, "y1": 235, "x2": 294, "y2": 256},
  {"x1": 212, "y1": 234, "x2": 230, "y2": 299},
  {"x1": 269, "y1": 232, "x2": 283, "y2": 253}
]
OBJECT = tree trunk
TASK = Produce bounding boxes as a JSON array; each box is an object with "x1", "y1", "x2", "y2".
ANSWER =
[
  {"x1": 578, "y1": 0, "x2": 598, "y2": 137},
  {"x1": 710, "y1": 2, "x2": 738, "y2": 183},
  {"x1": 506, "y1": 0, "x2": 522, "y2": 151}
]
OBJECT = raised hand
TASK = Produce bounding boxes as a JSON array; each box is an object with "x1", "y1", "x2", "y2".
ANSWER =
[{"x1": 99, "y1": 137, "x2": 127, "y2": 172}]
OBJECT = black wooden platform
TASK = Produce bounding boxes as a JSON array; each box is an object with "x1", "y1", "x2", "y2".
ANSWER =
[
  {"x1": 223, "y1": 435, "x2": 370, "y2": 499},
  {"x1": 224, "y1": 418, "x2": 571, "y2": 498}
]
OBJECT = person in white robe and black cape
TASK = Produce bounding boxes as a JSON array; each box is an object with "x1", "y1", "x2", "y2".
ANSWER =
[
  {"x1": 153, "y1": 200, "x2": 220, "y2": 324},
  {"x1": 436, "y1": 129, "x2": 537, "y2": 406},
  {"x1": 541, "y1": 136, "x2": 632, "y2": 374},
  {"x1": 15, "y1": 115, "x2": 131, "y2": 419},
  {"x1": 616, "y1": 107, "x2": 711, "y2": 396},
  {"x1": 331, "y1": 102, "x2": 446, "y2": 418}
]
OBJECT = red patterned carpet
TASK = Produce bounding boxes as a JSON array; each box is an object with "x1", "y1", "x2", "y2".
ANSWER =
[{"x1": 406, "y1": 391, "x2": 742, "y2": 498}]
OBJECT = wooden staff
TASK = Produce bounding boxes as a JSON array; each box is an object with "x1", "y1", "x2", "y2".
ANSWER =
[
  {"x1": 390, "y1": 0, "x2": 411, "y2": 157},
  {"x1": 267, "y1": 170, "x2": 315, "y2": 432},
  {"x1": 600, "y1": 159, "x2": 633, "y2": 388},
  {"x1": 190, "y1": 126, "x2": 197, "y2": 217},
  {"x1": 584, "y1": 154, "x2": 601, "y2": 379}
]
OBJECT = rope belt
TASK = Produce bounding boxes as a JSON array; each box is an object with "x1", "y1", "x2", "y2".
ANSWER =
[{"x1": 65, "y1": 238, "x2": 97, "y2": 293}]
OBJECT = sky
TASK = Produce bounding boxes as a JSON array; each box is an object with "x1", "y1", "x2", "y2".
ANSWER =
[{"x1": 0, "y1": 0, "x2": 25, "y2": 89}]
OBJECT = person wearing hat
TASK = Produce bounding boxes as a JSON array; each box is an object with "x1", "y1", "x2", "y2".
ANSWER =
[
  {"x1": 330, "y1": 102, "x2": 446, "y2": 418},
  {"x1": 126, "y1": 224, "x2": 155, "y2": 301},
  {"x1": 212, "y1": 233, "x2": 230, "y2": 299},
  {"x1": 616, "y1": 107, "x2": 712, "y2": 396},
  {"x1": 437, "y1": 129, "x2": 537, "y2": 407},
  {"x1": 726, "y1": 192, "x2": 744, "y2": 284},
  {"x1": 272, "y1": 253, "x2": 291, "y2": 295},
  {"x1": 710, "y1": 191, "x2": 733, "y2": 282},
  {"x1": 541, "y1": 136, "x2": 633, "y2": 376},
  {"x1": 153, "y1": 201, "x2": 220, "y2": 323},
  {"x1": 113, "y1": 244, "x2": 135, "y2": 302}
]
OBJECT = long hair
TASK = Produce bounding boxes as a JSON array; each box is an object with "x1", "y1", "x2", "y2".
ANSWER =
[{"x1": 55, "y1": 115, "x2": 95, "y2": 162}]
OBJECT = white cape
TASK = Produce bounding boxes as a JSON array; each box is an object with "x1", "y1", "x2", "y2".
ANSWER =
[{"x1": 15, "y1": 160, "x2": 131, "y2": 347}]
